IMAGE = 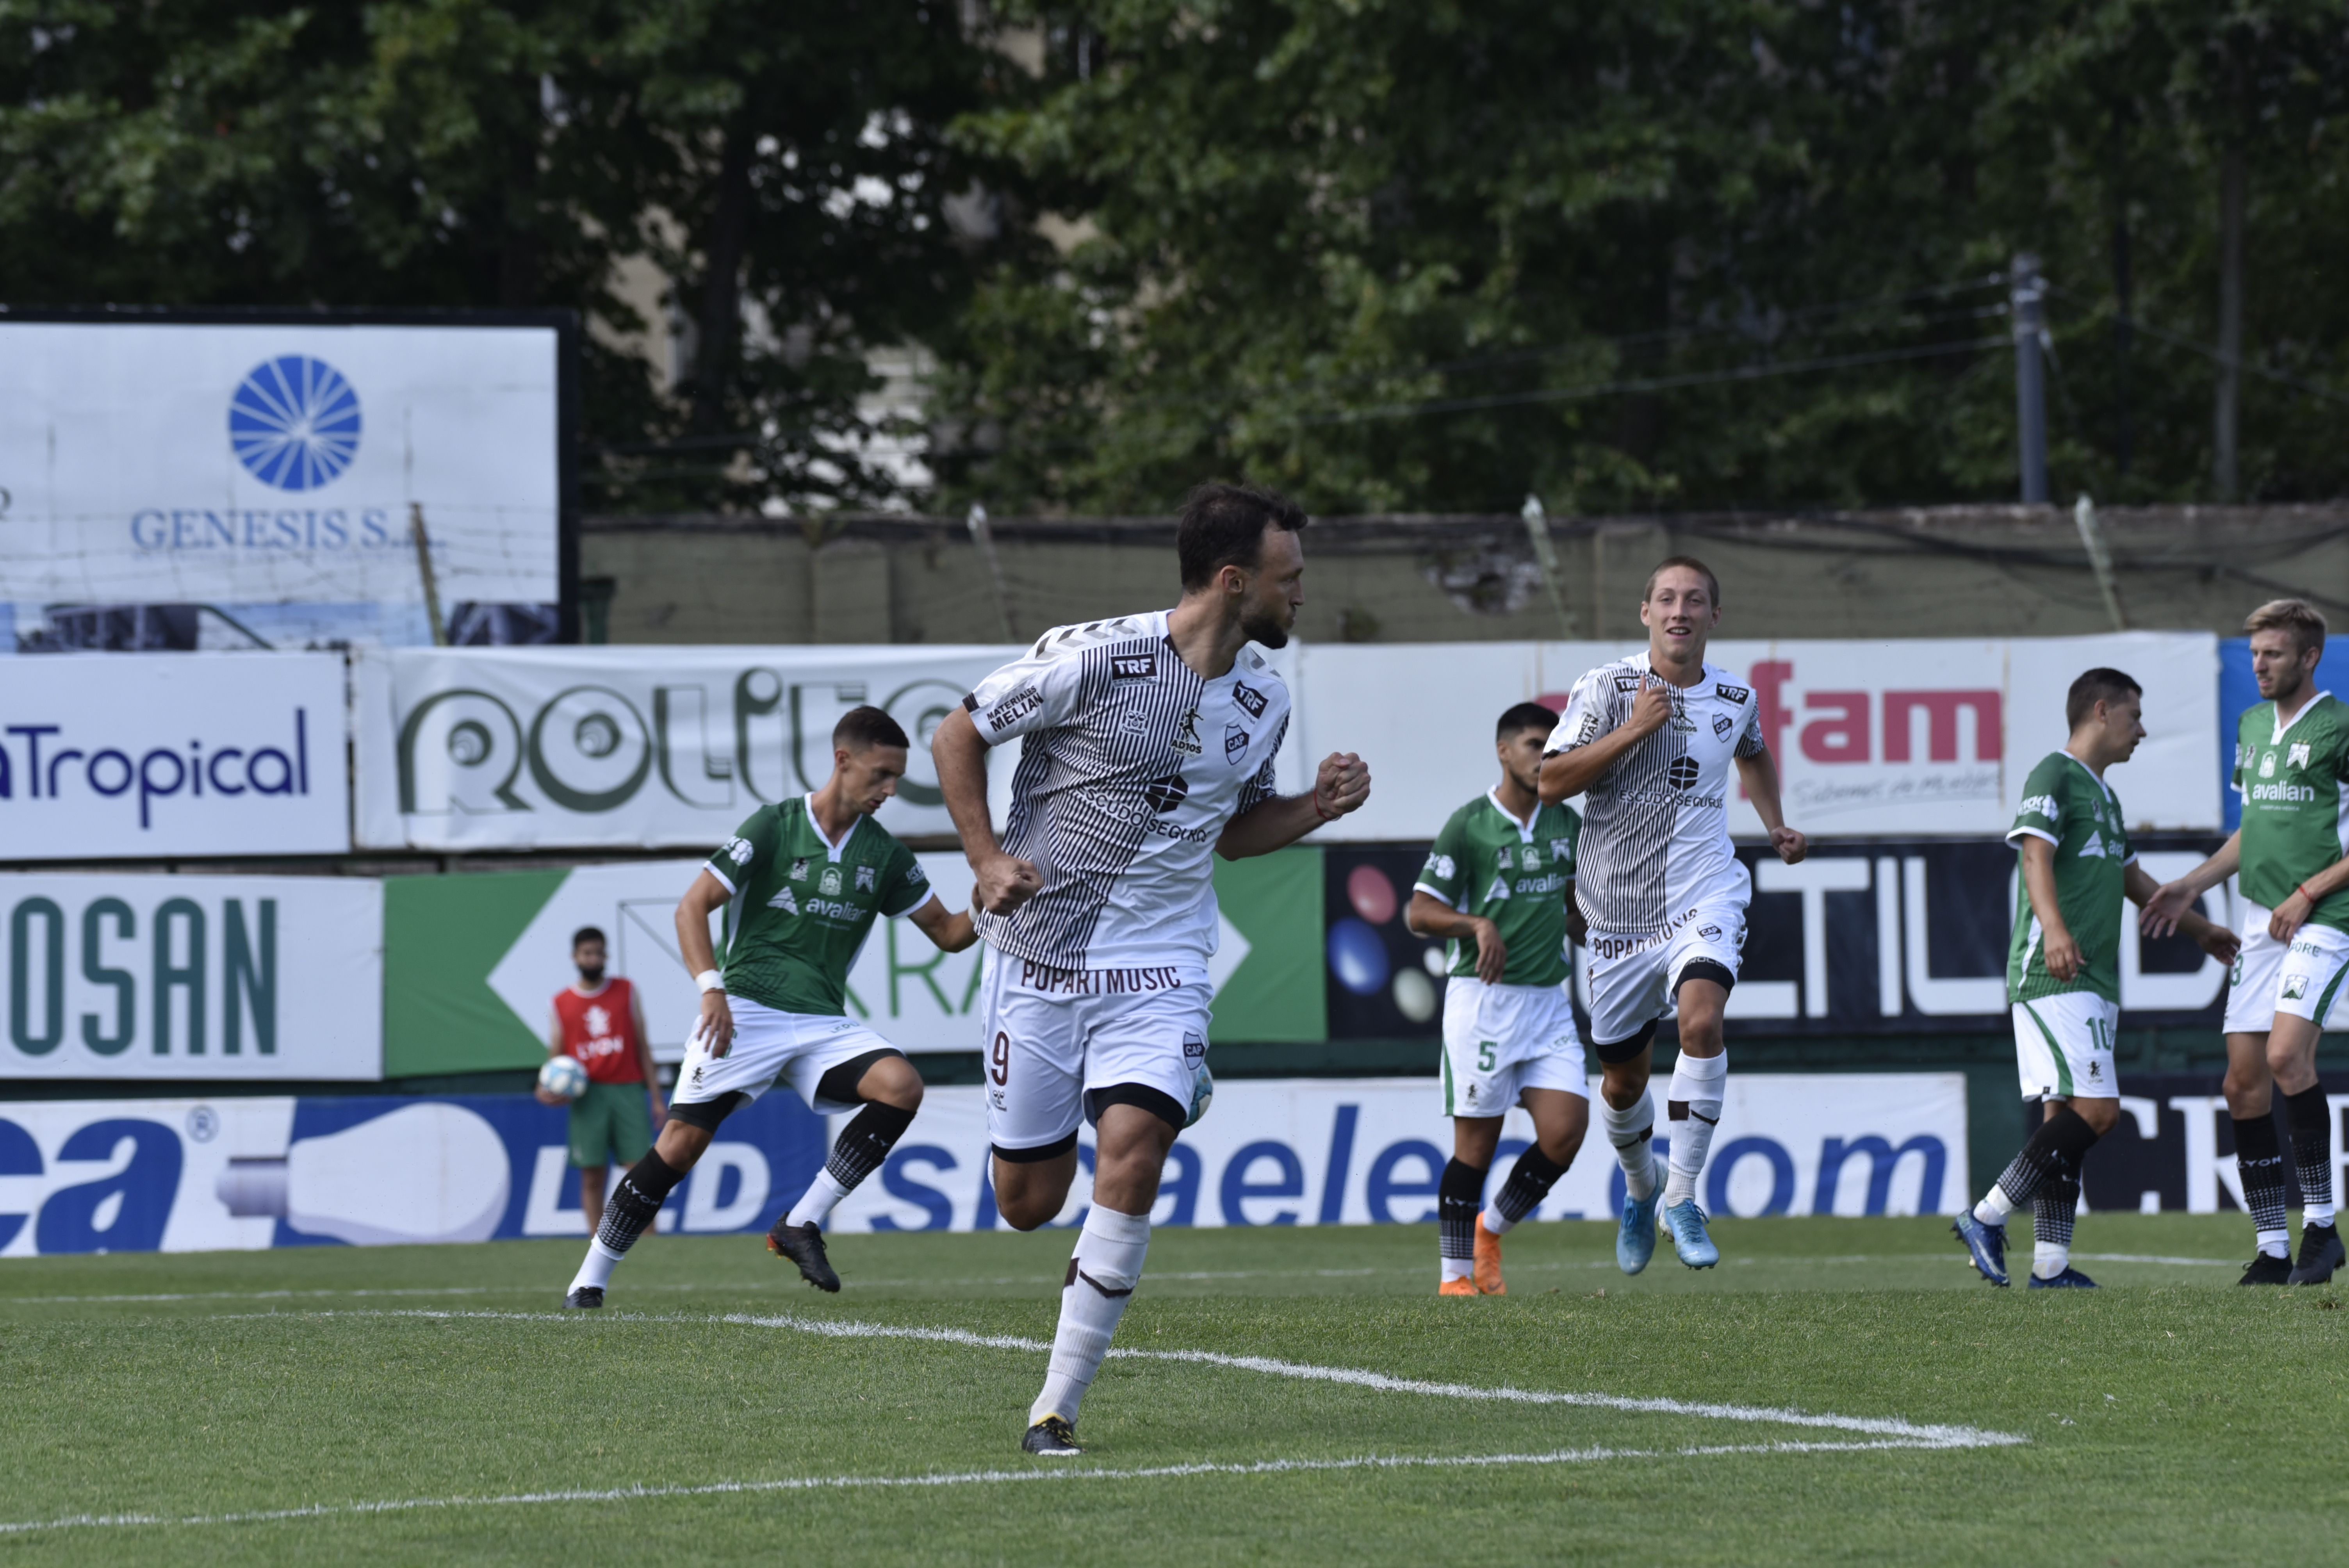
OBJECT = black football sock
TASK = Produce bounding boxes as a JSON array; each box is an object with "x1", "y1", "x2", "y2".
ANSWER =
[
  {"x1": 1438, "y1": 1158, "x2": 1485, "y2": 1275},
  {"x1": 1990, "y1": 1104, "x2": 2101, "y2": 1212},
  {"x1": 2233, "y1": 1113, "x2": 2290, "y2": 1255},
  {"x1": 1489, "y1": 1147, "x2": 1570, "y2": 1233},
  {"x1": 2032, "y1": 1173, "x2": 2080, "y2": 1279},
  {"x1": 786, "y1": 1101, "x2": 918, "y2": 1229},
  {"x1": 2284, "y1": 1086, "x2": 2337, "y2": 1227},
  {"x1": 595, "y1": 1150, "x2": 684, "y2": 1257}
]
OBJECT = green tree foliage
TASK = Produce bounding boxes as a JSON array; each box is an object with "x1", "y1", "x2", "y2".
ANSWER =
[
  {"x1": 932, "y1": 0, "x2": 2349, "y2": 514},
  {"x1": 0, "y1": 0, "x2": 985, "y2": 511}
]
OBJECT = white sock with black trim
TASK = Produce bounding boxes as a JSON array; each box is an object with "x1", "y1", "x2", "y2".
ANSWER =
[
  {"x1": 1031, "y1": 1205, "x2": 1150, "y2": 1427},
  {"x1": 1662, "y1": 1051, "x2": 1726, "y2": 1208},
  {"x1": 1600, "y1": 1095, "x2": 1658, "y2": 1203}
]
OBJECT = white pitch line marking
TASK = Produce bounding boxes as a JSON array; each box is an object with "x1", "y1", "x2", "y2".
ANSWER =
[
  {"x1": 180, "y1": 1307, "x2": 2027, "y2": 1450},
  {"x1": 0, "y1": 1438, "x2": 1992, "y2": 1538}
]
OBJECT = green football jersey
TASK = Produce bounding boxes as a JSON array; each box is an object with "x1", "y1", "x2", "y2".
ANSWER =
[
  {"x1": 2006, "y1": 751, "x2": 2136, "y2": 1005},
  {"x1": 707, "y1": 796, "x2": 933, "y2": 1016},
  {"x1": 1415, "y1": 791, "x2": 1582, "y2": 988},
  {"x1": 2235, "y1": 691, "x2": 2349, "y2": 932}
]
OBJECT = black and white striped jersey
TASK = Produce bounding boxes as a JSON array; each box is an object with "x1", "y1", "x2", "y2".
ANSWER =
[
  {"x1": 1545, "y1": 653, "x2": 1766, "y2": 935},
  {"x1": 962, "y1": 611, "x2": 1290, "y2": 970}
]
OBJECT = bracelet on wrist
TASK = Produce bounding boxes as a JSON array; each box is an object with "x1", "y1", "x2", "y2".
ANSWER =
[{"x1": 695, "y1": 969, "x2": 725, "y2": 994}]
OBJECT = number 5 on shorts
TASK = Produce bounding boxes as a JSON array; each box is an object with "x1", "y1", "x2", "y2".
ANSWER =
[{"x1": 1477, "y1": 1040, "x2": 1497, "y2": 1073}]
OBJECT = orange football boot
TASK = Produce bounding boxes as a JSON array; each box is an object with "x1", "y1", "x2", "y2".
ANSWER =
[
  {"x1": 1473, "y1": 1215, "x2": 1506, "y2": 1295},
  {"x1": 1438, "y1": 1274, "x2": 1479, "y2": 1296}
]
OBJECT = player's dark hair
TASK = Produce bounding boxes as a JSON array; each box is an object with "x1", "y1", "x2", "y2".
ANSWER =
[
  {"x1": 2064, "y1": 668, "x2": 2141, "y2": 731},
  {"x1": 833, "y1": 704, "x2": 910, "y2": 751},
  {"x1": 2246, "y1": 598, "x2": 2327, "y2": 657},
  {"x1": 1496, "y1": 701, "x2": 1559, "y2": 741},
  {"x1": 1176, "y1": 481, "x2": 1309, "y2": 591},
  {"x1": 1642, "y1": 555, "x2": 1721, "y2": 606},
  {"x1": 571, "y1": 926, "x2": 606, "y2": 950}
]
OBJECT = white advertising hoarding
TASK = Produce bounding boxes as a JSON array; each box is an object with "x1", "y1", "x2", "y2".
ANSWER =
[
  {"x1": 1295, "y1": 633, "x2": 2219, "y2": 840},
  {"x1": 354, "y1": 634, "x2": 2216, "y2": 851},
  {"x1": 0, "y1": 874, "x2": 383, "y2": 1080},
  {"x1": 829, "y1": 1073, "x2": 1969, "y2": 1233},
  {"x1": 0, "y1": 320, "x2": 557, "y2": 613},
  {"x1": 0, "y1": 653, "x2": 349, "y2": 857}
]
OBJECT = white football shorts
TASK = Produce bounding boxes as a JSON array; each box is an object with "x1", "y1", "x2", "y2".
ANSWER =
[
  {"x1": 979, "y1": 946, "x2": 1213, "y2": 1156},
  {"x1": 2224, "y1": 905, "x2": 2349, "y2": 1033},
  {"x1": 1582, "y1": 902, "x2": 1747, "y2": 1054},
  {"x1": 672, "y1": 996, "x2": 898, "y2": 1116},
  {"x1": 1439, "y1": 976, "x2": 1587, "y2": 1118},
  {"x1": 2010, "y1": 992, "x2": 2121, "y2": 1101}
]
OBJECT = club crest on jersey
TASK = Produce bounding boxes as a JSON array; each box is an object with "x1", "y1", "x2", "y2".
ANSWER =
[
  {"x1": 788, "y1": 858, "x2": 809, "y2": 882},
  {"x1": 1715, "y1": 683, "x2": 1751, "y2": 704},
  {"x1": 819, "y1": 865, "x2": 843, "y2": 896},
  {"x1": 1699, "y1": 924, "x2": 1722, "y2": 940},
  {"x1": 768, "y1": 886, "x2": 799, "y2": 916},
  {"x1": 855, "y1": 865, "x2": 876, "y2": 892},
  {"x1": 1173, "y1": 709, "x2": 1204, "y2": 757},
  {"x1": 2261, "y1": 751, "x2": 2277, "y2": 778},
  {"x1": 1234, "y1": 681, "x2": 1269, "y2": 718},
  {"x1": 2284, "y1": 973, "x2": 2310, "y2": 1000},
  {"x1": 1111, "y1": 652, "x2": 1156, "y2": 679},
  {"x1": 2290, "y1": 741, "x2": 2312, "y2": 770},
  {"x1": 1225, "y1": 723, "x2": 1250, "y2": 763},
  {"x1": 1182, "y1": 1031, "x2": 1207, "y2": 1064},
  {"x1": 1521, "y1": 846, "x2": 1541, "y2": 869},
  {"x1": 1712, "y1": 714, "x2": 1734, "y2": 737}
]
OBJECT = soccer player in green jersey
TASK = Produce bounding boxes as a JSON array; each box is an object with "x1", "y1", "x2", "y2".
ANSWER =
[
  {"x1": 1408, "y1": 702, "x2": 1589, "y2": 1295},
  {"x1": 2145, "y1": 599, "x2": 2349, "y2": 1284},
  {"x1": 561, "y1": 706, "x2": 975, "y2": 1307},
  {"x1": 1953, "y1": 670, "x2": 2237, "y2": 1288}
]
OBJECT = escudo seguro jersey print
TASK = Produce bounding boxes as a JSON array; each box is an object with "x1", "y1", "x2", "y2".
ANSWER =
[
  {"x1": 2005, "y1": 751, "x2": 2138, "y2": 1006},
  {"x1": 1542, "y1": 653, "x2": 1766, "y2": 935},
  {"x1": 2233, "y1": 691, "x2": 2349, "y2": 935},
  {"x1": 961, "y1": 610, "x2": 1290, "y2": 971},
  {"x1": 704, "y1": 795, "x2": 931, "y2": 1017},
  {"x1": 1414, "y1": 791, "x2": 1582, "y2": 988}
]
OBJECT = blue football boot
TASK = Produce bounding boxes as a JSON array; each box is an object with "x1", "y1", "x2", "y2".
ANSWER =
[
  {"x1": 1663, "y1": 1199, "x2": 1720, "y2": 1269},
  {"x1": 1951, "y1": 1211, "x2": 2010, "y2": 1286},
  {"x1": 1616, "y1": 1187, "x2": 1660, "y2": 1275},
  {"x1": 2026, "y1": 1265, "x2": 2098, "y2": 1289}
]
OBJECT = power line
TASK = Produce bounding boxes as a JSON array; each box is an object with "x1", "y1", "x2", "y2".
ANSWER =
[{"x1": 2040, "y1": 279, "x2": 2349, "y2": 411}]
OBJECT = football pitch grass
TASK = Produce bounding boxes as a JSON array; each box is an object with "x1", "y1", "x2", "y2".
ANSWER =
[{"x1": 2, "y1": 1215, "x2": 2343, "y2": 1565}]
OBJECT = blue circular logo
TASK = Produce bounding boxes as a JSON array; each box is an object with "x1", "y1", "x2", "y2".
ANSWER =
[{"x1": 229, "y1": 356, "x2": 362, "y2": 490}]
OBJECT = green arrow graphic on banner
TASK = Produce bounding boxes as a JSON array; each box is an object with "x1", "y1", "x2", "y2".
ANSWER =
[{"x1": 383, "y1": 869, "x2": 569, "y2": 1077}]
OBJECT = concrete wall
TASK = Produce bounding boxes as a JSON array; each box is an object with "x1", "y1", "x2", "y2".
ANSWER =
[{"x1": 580, "y1": 505, "x2": 2349, "y2": 645}]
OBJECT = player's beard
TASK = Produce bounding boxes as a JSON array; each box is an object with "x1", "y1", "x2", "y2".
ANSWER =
[
  {"x1": 1239, "y1": 604, "x2": 1292, "y2": 649},
  {"x1": 577, "y1": 965, "x2": 605, "y2": 985}
]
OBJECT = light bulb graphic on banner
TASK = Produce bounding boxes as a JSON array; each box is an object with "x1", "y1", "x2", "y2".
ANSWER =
[{"x1": 216, "y1": 1102, "x2": 510, "y2": 1245}]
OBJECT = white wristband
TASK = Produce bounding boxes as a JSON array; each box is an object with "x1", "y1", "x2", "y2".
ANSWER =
[{"x1": 695, "y1": 969, "x2": 725, "y2": 994}]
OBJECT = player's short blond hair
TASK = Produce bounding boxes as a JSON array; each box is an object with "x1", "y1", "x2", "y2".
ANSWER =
[
  {"x1": 1643, "y1": 555, "x2": 1721, "y2": 606},
  {"x1": 2245, "y1": 599, "x2": 2327, "y2": 656}
]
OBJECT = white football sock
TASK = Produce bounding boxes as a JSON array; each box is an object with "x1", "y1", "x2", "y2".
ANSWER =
[
  {"x1": 1480, "y1": 1207, "x2": 1514, "y2": 1237},
  {"x1": 1600, "y1": 1096, "x2": 1658, "y2": 1202},
  {"x1": 1662, "y1": 1052, "x2": 1726, "y2": 1208},
  {"x1": 785, "y1": 1169, "x2": 852, "y2": 1230},
  {"x1": 568, "y1": 1237, "x2": 624, "y2": 1295},
  {"x1": 2257, "y1": 1229, "x2": 2290, "y2": 1260},
  {"x1": 1973, "y1": 1188, "x2": 2016, "y2": 1226},
  {"x1": 1031, "y1": 1205, "x2": 1150, "y2": 1427},
  {"x1": 1441, "y1": 1256, "x2": 1474, "y2": 1281},
  {"x1": 2306, "y1": 1202, "x2": 2338, "y2": 1229},
  {"x1": 2032, "y1": 1240, "x2": 2069, "y2": 1281}
]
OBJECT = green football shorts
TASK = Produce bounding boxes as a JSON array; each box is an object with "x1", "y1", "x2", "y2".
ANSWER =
[{"x1": 568, "y1": 1079, "x2": 654, "y2": 1169}]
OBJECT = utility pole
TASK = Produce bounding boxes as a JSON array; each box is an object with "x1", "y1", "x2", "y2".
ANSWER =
[
  {"x1": 2011, "y1": 253, "x2": 2049, "y2": 505},
  {"x1": 2214, "y1": 146, "x2": 2245, "y2": 501},
  {"x1": 1520, "y1": 494, "x2": 1577, "y2": 639}
]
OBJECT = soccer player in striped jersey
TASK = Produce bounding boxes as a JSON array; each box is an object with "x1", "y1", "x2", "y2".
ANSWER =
[
  {"x1": 1537, "y1": 557, "x2": 1806, "y2": 1273},
  {"x1": 560, "y1": 706, "x2": 975, "y2": 1308},
  {"x1": 2146, "y1": 600, "x2": 2349, "y2": 1284},
  {"x1": 1952, "y1": 669, "x2": 2237, "y2": 1288},
  {"x1": 1408, "y1": 702, "x2": 1588, "y2": 1295},
  {"x1": 933, "y1": 482, "x2": 1371, "y2": 1456}
]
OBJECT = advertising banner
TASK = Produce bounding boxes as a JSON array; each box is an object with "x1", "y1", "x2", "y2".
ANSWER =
[
  {"x1": 378, "y1": 848, "x2": 1325, "y2": 1077},
  {"x1": 1294, "y1": 633, "x2": 2219, "y2": 841},
  {"x1": 0, "y1": 874, "x2": 382, "y2": 1080},
  {"x1": 2073, "y1": 1072, "x2": 2349, "y2": 1216},
  {"x1": 827, "y1": 1073, "x2": 1968, "y2": 1234},
  {"x1": 0, "y1": 320, "x2": 558, "y2": 650},
  {"x1": 0, "y1": 652, "x2": 348, "y2": 857},
  {"x1": 0, "y1": 1091, "x2": 820, "y2": 1256},
  {"x1": 1320, "y1": 838, "x2": 2233, "y2": 1039}
]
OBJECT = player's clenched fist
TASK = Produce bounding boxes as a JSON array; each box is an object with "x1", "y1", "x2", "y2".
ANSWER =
[
  {"x1": 1768, "y1": 826, "x2": 1807, "y2": 865},
  {"x1": 1315, "y1": 752, "x2": 1371, "y2": 819},
  {"x1": 1625, "y1": 673, "x2": 1676, "y2": 738},
  {"x1": 973, "y1": 850, "x2": 1044, "y2": 914}
]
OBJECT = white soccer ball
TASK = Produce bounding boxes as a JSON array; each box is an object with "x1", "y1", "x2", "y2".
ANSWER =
[
  {"x1": 1184, "y1": 1061, "x2": 1214, "y2": 1130},
  {"x1": 539, "y1": 1055, "x2": 590, "y2": 1103}
]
